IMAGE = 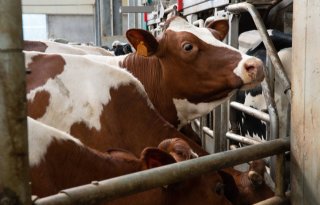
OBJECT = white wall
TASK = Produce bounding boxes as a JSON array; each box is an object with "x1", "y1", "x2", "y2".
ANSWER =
[{"x1": 22, "y1": 14, "x2": 48, "y2": 40}]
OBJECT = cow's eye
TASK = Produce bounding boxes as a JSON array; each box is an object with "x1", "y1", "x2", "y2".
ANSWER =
[
  {"x1": 214, "y1": 183, "x2": 225, "y2": 195},
  {"x1": 183, "y1": 43, "x2": 193, "y2": 51}
]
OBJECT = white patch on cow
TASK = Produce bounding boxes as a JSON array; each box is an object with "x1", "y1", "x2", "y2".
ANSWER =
[
  {"x1": 24, "y1": 51, "x2": 34, "y2": 67},
  {"x1": 167, "y1": 17, "x2": 239, "y2": 50},
  {"x1": 243, "y1": 92, "x2": 267, "y2": 111},
  {"x1": 42, "y1": 41, "x2": 114, "y2": 56},
  {"x1": 85, "y1": 54, "x2": 127, "y2": 67},
  {"x1": 26, "y1": 51, "x2": 154, "y2": 134},
  {"x1": 173, "y1": 90, "x2": 236, "y2": 129},
  {"x1": 44, "y1": 41, "x2": 88, "y2": 55},
  {"x1": 28, "y1": 117, "x2": 83, "y2": 166}
]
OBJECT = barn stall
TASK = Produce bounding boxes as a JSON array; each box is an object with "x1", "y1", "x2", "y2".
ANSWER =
[{"x1": 0, "y1": 0, "x2": 318, "y2": 204}]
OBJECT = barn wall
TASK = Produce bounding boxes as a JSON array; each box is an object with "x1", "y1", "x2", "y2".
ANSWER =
[
  {"x1": 47, "y1": 15, "x2": 95, "y2": 43},
  {"x1": 291, "y1": 0, "x2": 320, "y2": 204}
]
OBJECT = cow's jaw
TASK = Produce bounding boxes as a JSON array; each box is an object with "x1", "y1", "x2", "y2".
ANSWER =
[{"x1": 173, "y1": 90, "x2": 236, "y2": 129}]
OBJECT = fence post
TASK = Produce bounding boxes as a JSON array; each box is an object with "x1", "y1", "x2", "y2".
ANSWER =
[{"x1": 0, "y1": 0, "x2": 31, "y2": 204}]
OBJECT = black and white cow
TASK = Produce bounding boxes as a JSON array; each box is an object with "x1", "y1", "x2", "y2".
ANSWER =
[
  {"x1": 233, "y1": 30, "x2": 292, "y2": 190},
  {"x1": 235, "y1": 29, "x2": 292, "y2": 142},
  {"x1": 111, "y1": 40, "x2": 133, "y2": 56}
]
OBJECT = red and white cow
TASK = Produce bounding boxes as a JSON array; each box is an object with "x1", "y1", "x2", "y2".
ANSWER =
[
  {"x1": 26, "y1": 16, "x2": 264, "y2": 142},
  {"x1": 28, "y1": 117, "x2": 231, "y2": 205},
  {"x1": 158, "y1": 138, "x2": 274, "y2": 205},
  {"x1": 25, "y1": 51, "x2": 207, "y2": 156},
  {"x1": 158, "y1": 138, "x2": 199, "y2": 162},
  {"x1": 24, "y1": 40, "x2": 114, "y2": 56}
]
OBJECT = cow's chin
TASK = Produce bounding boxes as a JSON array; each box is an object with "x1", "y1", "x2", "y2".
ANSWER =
[{"x1": 240, "y1": 81, "x2": 262, "y2": 91}]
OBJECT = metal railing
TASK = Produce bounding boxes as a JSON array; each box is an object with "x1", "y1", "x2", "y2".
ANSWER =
[
  {"x1": 33, "y1": 139, "x2": 289, "y2": 205},
  {"x1": 193, "y1": 2, "x2": 291, "y2": 203}
]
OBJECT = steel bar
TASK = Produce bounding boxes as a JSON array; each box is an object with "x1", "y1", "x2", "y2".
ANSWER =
[
  {"x1": 101, "y1": 0, "x2": 112, "y2": 37},
  {"x1": 227, "y1": 2, "x2": 288, "y2": 198},
  {"x1": 34, "y1": 139, "x2": 289, "y2": 205},
  {"x1": 227, "y1": 2, "x2": 291, "y2": 102},
  {"x1": 199, "y1": 116, "x2": 205, "y2": 147},
  {"x1": 112, "y1": 0, "x2": 122, "y2": 35},
  {"x1": 164, "y1": 4, "x2": 177, "y2": 15},
  {"x1": 226, "y1": 132, "x2": 262, "y2": 145},
  {"x1": 228, "y1": 15, "x2": 241, "y2": 140},
  {"x1": 253, "y1": 195, "x2": 290, "y2": 205},
  {"x1": 220, "y1": 102, "x2": 229, "y2": 151},
  {"x1": 192, "y1": 19, "x2": 204, "y2": 27},
  {"x1": 119, "y1": 6, "x2": 154, "y2": 13},
  {"x1": 0, "y1": 1, "x2": 31, "y2": 204},
  {"x1": 194, "y1": 119, "x2": 214, "y2": 138},
  {"x1": 214, "y1": 105, "x2": 222, "y2": 152},
  {"x1": 202, "y1": 126, "x2": 214, "y2": 138},
  {"x1": 230, "y1": 101, "x2": 270, "y2": 122},
  {"x1": 262, "y1": 79, "x2": 285, "y2": 197},
  {"x1": 94, "y1": 0, "x2": 101, "y2": 46}
]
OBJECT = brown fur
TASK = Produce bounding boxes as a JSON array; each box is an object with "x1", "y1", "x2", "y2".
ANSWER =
[
  {"x1": 28, "y1": 90, "x2": 50, "y2": 119},
  {"x1": 219, "y1": 161, "x2": 274, "y2": 205},
  {"x1": 30, "y1": 125, "x2": 231, "y2": 205},
  {"x1": 24, "y1": 40, "x2": 48, "y2": 52},
  {"x1": 160, "y1": 138, "x2": 274, "y2": 205},
  {"x1": 26, "y1": 54, "x2": 65, "y2": 93}
]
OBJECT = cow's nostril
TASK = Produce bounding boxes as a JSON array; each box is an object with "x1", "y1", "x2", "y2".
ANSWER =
[{"x1": 245, "y1": 65, "x2": 256, "y2": 72}]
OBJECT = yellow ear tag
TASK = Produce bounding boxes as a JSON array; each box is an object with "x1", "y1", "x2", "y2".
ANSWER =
[{"x1": 137, "y1": 41, "x2": 148, "y2": 57}]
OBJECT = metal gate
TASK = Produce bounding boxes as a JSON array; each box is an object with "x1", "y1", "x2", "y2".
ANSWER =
[{"x1": 0, "y1": 1, "x2": 292, "y2": 205}]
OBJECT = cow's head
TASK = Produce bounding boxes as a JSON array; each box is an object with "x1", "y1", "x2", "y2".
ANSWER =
[
  {"x1": 158, "y1": 138, "x2": 199, "y2": 161},
  {"x1": 140, "y1": 147, "x2": 232, "y2": 205},
  {"x1": 126, "y1": 16, "x2": 264, "y2": 126}
]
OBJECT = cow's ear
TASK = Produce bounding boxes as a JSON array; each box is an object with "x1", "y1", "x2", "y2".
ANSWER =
[
  {"x1": 141, "y1": 147, "x2": 176, "y2": 169},
  {"x1": 126, "y1": 29, "x2": 159, "y2": 57},
  {"x1": 206, "y1": 19, "x2": 229, "y2": 41}
]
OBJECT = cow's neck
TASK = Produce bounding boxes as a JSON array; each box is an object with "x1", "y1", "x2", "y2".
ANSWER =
[
  {"x1": 31, "y1": 139, "x2": 142, "y2": 197},
  {"x1": 121, "y1": 53, "x2": 179, "y2": 127}
]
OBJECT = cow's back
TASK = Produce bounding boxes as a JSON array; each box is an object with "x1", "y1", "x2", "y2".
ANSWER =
[{"x1": 25, "y1": 51, "x2": 207, "y2": 156}]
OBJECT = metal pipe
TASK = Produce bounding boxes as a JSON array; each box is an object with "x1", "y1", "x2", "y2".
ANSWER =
[
  {"x1": 113, "y1": 0, "x2": 122, "y2": 35},
  {"x1": 214, "y1": 106, "x2": 222, "y2": 153},
  {"x1": 227, "y1": 2, "x2": 287, "y2": 197},
  {"x1": 227, "y1": 2, "x2": 291, "y2": 102},
  {"x1": 94, "y1": 0, "x2": 101, "y2": 46},
  {"x1": 261, "y1": 77, "x2": 284, "y2": 196},
  {"x1": 226, "y1": 132, "x2": 262, "y2": 145},
  {"x1": 220, "y1": 102, "x2": 229, "y2": 151},
  {"x1": 164, "y1": 4, "x2": 177, "y2": 15},
  {"x1": 192, "y1": 19, "x2": 204, "y2": 27},
  {"x1": 194, "y1": 119, "x2": 214, "y2": 138},
  {"x1": 253, "y1": 195, "x2": 290, "y2": 205},
  {"x1": 262, "y1": 69, "x2": 285, "y2": 197},
  {"x1": 230, "y1": 101, "x2": 270, "y2": 122},
  {"x1": 199, "y1": 116, "x2": 205, "y2": 147},
  {"x1": 286, "y1": 104, "x2": 291, "y2": 138},
  {"x1": 0, "y1": 1, "x2": 31, "y2": 204},
  {"x1": 34, "y1": 139, "x2": 290, "y2": 205}
]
